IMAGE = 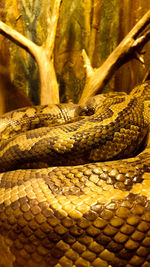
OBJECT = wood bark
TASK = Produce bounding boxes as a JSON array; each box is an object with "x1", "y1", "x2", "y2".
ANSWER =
[
  {"x1": 0, "y1": 0, "x2": 62, "y2": 105},
  {"x1": 79, "y1": 10, "x2": 150, "y2": 104},
  {"x1": 0, "y1": 6, "x2": 149, "y2": 106}
]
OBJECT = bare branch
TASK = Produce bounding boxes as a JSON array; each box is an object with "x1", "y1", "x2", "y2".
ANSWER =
[
  {"x1": 82, "y1": 49, "x2": 94, "y2": 78},
  {"x1": 44, "y1": 0, "x2": 62, "y2": 56},
  {"x1": 0, "y1": 0, "x2": 62, "y2": 105},
  {"x1": 134, "y1": 51, "x2": 145, "y2": 64},
  {"x1": 79, "y1": 10, "x2": 150, "y2": 104},
  {"x1": 0, "y1": 21, "x2": 40, "y2": 58}
]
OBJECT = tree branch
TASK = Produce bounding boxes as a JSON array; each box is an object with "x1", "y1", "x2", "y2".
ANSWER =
[
  {"x1": 82, "y1": 49, "x2": 94, "y2": 78},
  {"x1": 0, "y1": 21, "x2": 39, "y2": 58},
  {"x1": 79, "y1": 10, "x2": 150, "y2": 104},
  {"x1": 44, "y1": 0, "x2": 62, "y2": 56},
  {"x1": 0, "y1": 0, "x2": 62, "y2": 105}
]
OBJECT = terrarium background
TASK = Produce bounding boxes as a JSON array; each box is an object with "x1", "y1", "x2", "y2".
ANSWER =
[{"x1": 0, "y1": 0, "x2": 150, "y2": 114}]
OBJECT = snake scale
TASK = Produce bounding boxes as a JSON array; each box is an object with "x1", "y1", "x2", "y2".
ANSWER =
[{"x1": 1, "y1": 82, "x2": 150, "y2": 267}]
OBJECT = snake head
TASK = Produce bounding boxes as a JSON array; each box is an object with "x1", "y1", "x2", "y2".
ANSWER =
[{"x1": 130, "y1": 80, "x2": 150, "y2": 100}]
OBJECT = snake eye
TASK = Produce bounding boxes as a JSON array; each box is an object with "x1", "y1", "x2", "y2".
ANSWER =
[{"x1": 80, "y1": 108, "x2": 95, "y2": 116}]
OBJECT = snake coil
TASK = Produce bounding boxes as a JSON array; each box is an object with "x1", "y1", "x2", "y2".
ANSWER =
[{"x1": 0, "y1": 82, "x2": 150, "y2": 267}]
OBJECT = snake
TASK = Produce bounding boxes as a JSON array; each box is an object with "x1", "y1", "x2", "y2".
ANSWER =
[{"x1": 1, "y1": 81, "x2": 150, "y2": 267}]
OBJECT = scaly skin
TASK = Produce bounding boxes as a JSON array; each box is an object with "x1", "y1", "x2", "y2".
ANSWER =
[{"x1": 0, "y1": 82, "x2": 150, "y2": 266}]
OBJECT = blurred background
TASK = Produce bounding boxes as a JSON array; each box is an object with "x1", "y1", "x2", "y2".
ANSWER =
[{"x1": 0, "y1": 0, "x2": 150, "y2": 114}]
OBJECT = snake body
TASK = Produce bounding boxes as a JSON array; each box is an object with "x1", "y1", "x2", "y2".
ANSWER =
[{"x1": 1, "y1": 82, "x2": 150, "y2": 266}]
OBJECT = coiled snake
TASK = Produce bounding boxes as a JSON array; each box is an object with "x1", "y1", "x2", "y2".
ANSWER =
[{"x1": 1, "y1": 81, "x2": 150, "y2": 267}]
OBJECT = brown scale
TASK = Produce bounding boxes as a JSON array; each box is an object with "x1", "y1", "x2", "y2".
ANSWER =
[
  {"x1": 0, "y1": 91, "x2": 148, "y2": 172},
  {"x1": 0, "y1": 194, "x2": 150, "y2": 266},
  {"x1": 0, "y1": 154, "x2": 147, "y2": 196},
  {"x1": 0, "y1": 81, "x2": 150, "y2": 266}
]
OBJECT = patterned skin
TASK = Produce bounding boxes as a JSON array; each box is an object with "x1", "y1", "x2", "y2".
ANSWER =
[{"x1": 0, "y1": 82, "x2": 150, "y2": 266}]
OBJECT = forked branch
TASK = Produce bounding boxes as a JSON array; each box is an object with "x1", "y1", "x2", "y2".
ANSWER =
[
  {"x1": 79, "y1": 10, "x2": 150, "y2": 104},
  {"x1": 0, "y1": 0, "x2": 62, "y2": 105},
  {"x1": 0, "y1": 5, "x2": 149, "y2": 106}
]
